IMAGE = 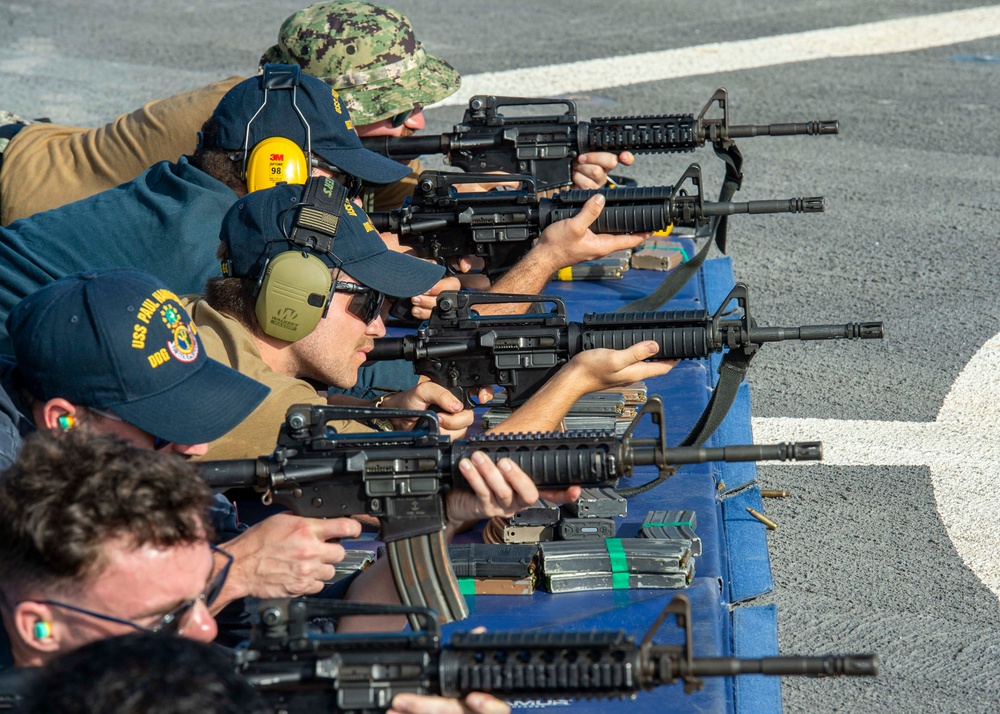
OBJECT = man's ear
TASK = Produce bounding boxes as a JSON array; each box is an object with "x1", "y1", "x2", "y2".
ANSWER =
[
  {"x1": 39, "y1": 398, "x2": 81, "y2": 433},
  {"x1": 11, "y1": 601, "x2": 62, "y2": 655}
]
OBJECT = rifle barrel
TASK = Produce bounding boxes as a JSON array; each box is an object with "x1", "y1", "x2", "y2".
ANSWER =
[
  {"x1": 630, "y1": 441, "x2": 823, "y2": 466},
  {"x1": 724, "y1": 120, "x2": 840, "y2": 138},
  {"x1": 749, "y1": 322, "x2": 884, "y2": 342},
  {"x1": 699, "y1": 197, "x2": 825, "y2": 216},
  {"x1": 679, "y1": 654, "x2": 876, "y2": 678}
]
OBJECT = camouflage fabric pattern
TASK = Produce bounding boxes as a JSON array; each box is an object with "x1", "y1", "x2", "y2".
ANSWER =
[{"x1": 259, "y1": 2, "x2": 460, "y2": 125}]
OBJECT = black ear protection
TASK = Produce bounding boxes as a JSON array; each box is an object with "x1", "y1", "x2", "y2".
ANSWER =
[{"x1": 253, "y1": 177, "x2": 349, "y2": 342}]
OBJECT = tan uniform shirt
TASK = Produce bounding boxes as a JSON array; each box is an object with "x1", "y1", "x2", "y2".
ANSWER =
[
  {"x1": 1, "y1": 76, "x2": 420, "y2": 225},
  {"x1": 1, "y1": 77, "x2": 242, "y2": 225},
  {"x1": 181, "y1": 296, "x2": 370, "y2": 461}
]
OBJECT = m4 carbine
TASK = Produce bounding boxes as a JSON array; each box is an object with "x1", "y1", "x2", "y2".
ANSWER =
[
  {"x1": 360, "y1": 89, "x2": 838, "y2": 190},
  {"x1": 366, "y1": 283, "x2": 885, "y2": 408},
  {"x1": 200, "y1": 398, "x2": 821, "y2": 626},
  {"x1": 235, "y1": 594, "x2": 875, "y2": 714},
  {"x1": 369, "y1": 163, "x2": 823, "y2": 275}
]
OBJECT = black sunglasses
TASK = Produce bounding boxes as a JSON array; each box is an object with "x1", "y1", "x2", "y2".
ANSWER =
[
  {"x1": 309, "y1": 156, "x2": 363, "y2": 200},
  {"x1": 330, "y1": 281, "x2": 385, "y2": 325},
  {"x1": 389, "y1": 104, "x2": 423, "y2": 129},
  {"x1": 390, "y1": 106, "x2": 419, "y2": 128},
  {"x1": 29, "y1": 544, "x2": 233, "y2": 636}
]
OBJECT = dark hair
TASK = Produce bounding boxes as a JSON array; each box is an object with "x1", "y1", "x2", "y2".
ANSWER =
[
  {"x1": 188, "y1": 117, "x2": 248, "y2": 197},
  {"x1": 0, "y1": 430, "x2": 214, "y2": 599},
  {"x1": 23, "y1": 633, "x2": 270, "y2": 714},
  {"x1": 204, "y1": 274, "x2": 265, "y2": 339}
]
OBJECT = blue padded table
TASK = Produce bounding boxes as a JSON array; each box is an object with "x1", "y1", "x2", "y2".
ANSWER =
[{"x1": 434, "y1": 254, "x2": 782, "y2": 714}]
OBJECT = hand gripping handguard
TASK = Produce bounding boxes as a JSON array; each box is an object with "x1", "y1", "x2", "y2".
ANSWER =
[
  {"x1": 368, "y1": 163, "x2": 824, "y2": 276},
  {"x1": 199, "y1": 399, "x2": 821, "y2": 626},
  {"x1": 367, "y1": 283, "x2": 884, "y2": 408},
  {"x1": 360, "y1": 89, "x2": 838, "y2": 190}
]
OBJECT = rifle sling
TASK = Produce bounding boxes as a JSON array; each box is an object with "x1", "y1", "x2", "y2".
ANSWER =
[
  {"x1": 615, "y1": 141, "x2": 744, "y2": 313},
  {"x1": 615, "y1": 349, "x2": 751, "y2": 499}
]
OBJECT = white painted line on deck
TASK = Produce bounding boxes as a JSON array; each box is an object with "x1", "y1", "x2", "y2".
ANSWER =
[
  {"x1": 440, "y1": 6, "x2": 1000, "y2": 105},
  {"x1": 752, "y1": 333, "x2": 1000, "y2": 600}
]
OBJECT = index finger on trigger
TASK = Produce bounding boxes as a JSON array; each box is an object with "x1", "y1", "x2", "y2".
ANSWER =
[{"x1": 313, "y1": 516, "x2": 363, "y2": 540}]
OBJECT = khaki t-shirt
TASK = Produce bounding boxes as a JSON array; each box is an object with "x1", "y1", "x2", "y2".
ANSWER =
[
  {"x1": 1, "y1": 75, "x2": 421, "y2": 225},
  {"x1": 181, "y1": 296, "x2": 370, "y2": 461},
  {"x1": 1, "y1": 77, "x2": 242, "y2": 225}
]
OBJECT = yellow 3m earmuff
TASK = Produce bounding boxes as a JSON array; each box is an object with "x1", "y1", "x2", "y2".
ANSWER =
[
  {"x1": 254, "y1": 251, "x2": 332, "y2": 342},
  {"x1": 245, "y1": 136, "x2": 309, "y2": 193}
]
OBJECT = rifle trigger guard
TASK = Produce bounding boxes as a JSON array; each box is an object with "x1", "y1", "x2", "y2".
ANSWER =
[{"x1": 262, "y1": 487, "x2": 274, "y2": 507}]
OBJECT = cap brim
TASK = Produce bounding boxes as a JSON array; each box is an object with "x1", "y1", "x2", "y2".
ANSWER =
[
  {"x1": 314, "y1": 145, "x2": 412, "y2": 185},
  {"x1": 343, "y1": 249, "x2": 444, "y2": 298},
  {"x1": 112, "y1": 360, "x2": 270, "y2": 446}
]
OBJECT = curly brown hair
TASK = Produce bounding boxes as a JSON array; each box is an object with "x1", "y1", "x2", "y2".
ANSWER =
[
  {"x1": 203, "y1": 274, "x2": 265, "y2": 339},
  {"x1": 0, "y1": 430, "x2": 214, "y2": 599},
  {"x1": 188, "y1": 117, "x2": 248, "y2": 197}
]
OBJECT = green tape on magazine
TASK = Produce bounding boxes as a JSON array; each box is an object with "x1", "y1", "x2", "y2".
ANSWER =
[{"x1": 605, "y1": 538, "x2": 630, "y2": 589}]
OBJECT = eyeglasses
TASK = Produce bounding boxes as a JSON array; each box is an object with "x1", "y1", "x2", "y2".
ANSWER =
[
  {"x1": 309, "y1": 156, "x2": 363, "y2": 200},
  {"x1": 330, "y1": 281, "x2": 385, "y2": 325},
  {"x1": 390, "y1": 106, "x2": 419, "y2": 128},
  {"x1": 28, "y1": 544, "x2": 233, "y2": 636},
  {"x1": 88, "y1": 408, "x2": 173, "y2": 451}
]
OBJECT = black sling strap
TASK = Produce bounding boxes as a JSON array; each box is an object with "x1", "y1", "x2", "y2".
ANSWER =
[{"x1": 615, "y1": 142, "x2": 744, "y2": 314}]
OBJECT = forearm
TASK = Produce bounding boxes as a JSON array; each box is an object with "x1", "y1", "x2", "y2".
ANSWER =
[
  {"x1": 209, "y1": 531, "x2": 255, "y2": 612},
  {"x1": 486, "y1": 362, "x2": 593, "y2": 434},
  {"x1": 479, "y1": 245, "x2": 563, "y2": 315},
  {"x1": 338, "y1": 558, "x2": 406, "y2": 632}
]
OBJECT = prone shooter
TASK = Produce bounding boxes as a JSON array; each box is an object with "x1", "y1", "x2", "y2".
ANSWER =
[
  {"x1": 200, "y1": 398, "x2": 822, "y2": 626},
  {"x1": 236, "y1": 594, "x2": 875, "y2": 713},
  {"x1": 361, "y1": 89, "x2": 839, "y2": 191},
  {"x1": 370, "y1": 163, "x2": 824, "y2": 276},
  {"x1": 367, "y1": 284, "x2": 885, "y2": 408}
]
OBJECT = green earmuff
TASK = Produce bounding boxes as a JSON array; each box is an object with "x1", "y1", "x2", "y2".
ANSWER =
[{"x1": 254, "y1": 251, "x2": 332, "y2": 342}]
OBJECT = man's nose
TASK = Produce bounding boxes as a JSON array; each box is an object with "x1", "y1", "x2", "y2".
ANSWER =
[
  {"x1": 180, "y1": 601, "x2": 218, "y2": 643},
  {"x1": 404, "y1": 109, "x2": 425, "y2": 131},
  {"x1": 367, "y1": 314, "x2": 387, "y2": 337},
  {"x1": 173, "y1": 442, "x2": 210, "y2": 457}
]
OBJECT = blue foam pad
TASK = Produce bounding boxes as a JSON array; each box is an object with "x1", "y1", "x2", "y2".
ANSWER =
[
  {"x1": 722, "y1": 487, "x2": 774, "y2": 602},
  {"x1": 732, "y1": 605, "x2": 783, "y2": 714}
]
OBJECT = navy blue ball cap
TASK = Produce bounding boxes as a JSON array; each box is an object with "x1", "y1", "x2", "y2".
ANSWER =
[
  {"x1": 6, "y1": 270, "x2": 271, "y2": 446},
  {"x1": 222, "y1": 181, "x2": 443, "y2": 298},
  {"x1": 210, "y1": 66, "x2": 411, "y2": 185}
]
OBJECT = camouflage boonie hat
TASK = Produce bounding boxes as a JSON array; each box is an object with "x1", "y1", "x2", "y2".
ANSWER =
[{"x1": 259, "y1": 1, "x2": 461, "y2": 125}]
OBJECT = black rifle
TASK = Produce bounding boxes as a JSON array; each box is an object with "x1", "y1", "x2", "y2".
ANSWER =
[
  {"x1": 369, "y1": 163, "x2": 823, "y2": 275},
  {"x1": 200, "y1": 398, "x2": 821, "y2": 626},
  {"x1": 0, "y1": 668, "x2": 37, "y2": 712},
  {"x1": 360, "y1": 89, "x2": 838, "y2": 190},
  {"x1": 366, "y1": 284, "x2": 884, "y2": 408},
  {"x1": 235, "y1": 595, "x2": 876, "y2": 713}
]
